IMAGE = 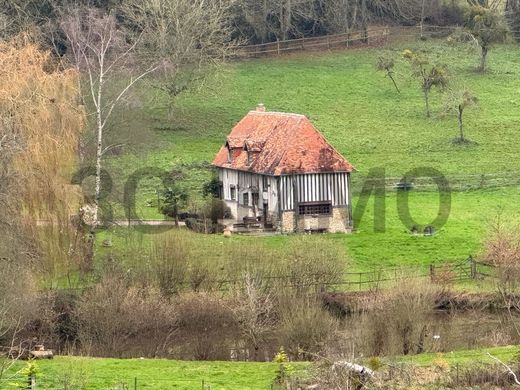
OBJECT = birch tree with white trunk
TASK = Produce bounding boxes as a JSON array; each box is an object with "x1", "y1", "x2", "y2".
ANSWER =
[{"x1": 61, "y1": 9, "x2": 159, "y2": 228}]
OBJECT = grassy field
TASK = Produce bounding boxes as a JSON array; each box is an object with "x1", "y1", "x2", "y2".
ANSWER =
[
  {"x1": 398, "y1": 345, "x2": 520, "y2": 367},
  {"x1": 94, "y1": 185, "x2": 520, "y2": 277},
  {"x1": 101, "y1": 38, "x2": 520, "y2": 215},
  {"x1": 6, "y1": 357, "x2": 305, "y2": 390},
  {"x1": 5, "y1": 346, "x2": 519, "y2": 389},
  {"x1": 84, "y1": 37, "x2": 520, "y2": 278}
]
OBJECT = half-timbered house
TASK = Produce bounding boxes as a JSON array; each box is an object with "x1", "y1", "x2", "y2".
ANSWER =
[{"x1": 212, "y1": 105, "x2": 354, "y2": 233}]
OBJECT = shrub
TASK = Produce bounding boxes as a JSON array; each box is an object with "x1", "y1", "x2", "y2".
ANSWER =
[
  {"x1": 203, "y1": 198, "x2": 232, "y2": 223},
  {"x1": 361, "y1": 278, "x2": 441, "y2": 356},
  {"x1": 150, "y1": 234, "x2": 190, "y2": 296},
  {"x1": 277, "y1": 295, "x2": 338, "y2": 360},
  {"x1": 75, "y1": 275, "x2": 176, "y2": 357},
  {"x1": 174, "y1": 292, "x2": 237, "y2": 360}
]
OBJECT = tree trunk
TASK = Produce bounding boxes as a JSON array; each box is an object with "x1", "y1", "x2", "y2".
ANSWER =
[
  {"x1": 480, "y1": 45, "x2": 488, "y2": 72},
  {"x1": 389, "y1": 73, "x2": 400, "y2": 93},
  {"x1": 420, "y1": 0, "x2": 426, "y2": 39},
  {"x1": 93, "y1": 72, "x2": 104, "y2": 229},
  {"x1": 361, "y1": 0, "x2": 368, "y2": 43},
  {"x1": 423, "y1": 88, "x2": 430, "y2": 117},
  {"x1": 458, "y1": 106, "x2": 464, "y2": 142}
]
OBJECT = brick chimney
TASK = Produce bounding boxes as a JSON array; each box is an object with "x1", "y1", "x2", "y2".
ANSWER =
[{"x1": 256, "y1": 103, "x2": 266, "y2": 112}]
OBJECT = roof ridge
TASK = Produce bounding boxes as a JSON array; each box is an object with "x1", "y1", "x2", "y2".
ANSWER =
[{"x1": 248, "y1": 110, "x2": 305, "y2": 118}]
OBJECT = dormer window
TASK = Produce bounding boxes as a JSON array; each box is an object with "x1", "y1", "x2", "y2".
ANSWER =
[
  {"x1": 244, "y1": 143, "x2": 253, "y2": 165},
  {"x1": 226, "y1": 142, "x2": 232, "y2": 162}
]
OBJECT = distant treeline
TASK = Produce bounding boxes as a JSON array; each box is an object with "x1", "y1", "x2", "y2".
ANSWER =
[{"x1": 0, "y1": 0, "x2": 499, "y2": 49}]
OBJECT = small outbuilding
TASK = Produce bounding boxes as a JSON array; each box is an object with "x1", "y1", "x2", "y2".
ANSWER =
[{"x1": 212, "y1": 105, "x2": 355, "y2": 233}]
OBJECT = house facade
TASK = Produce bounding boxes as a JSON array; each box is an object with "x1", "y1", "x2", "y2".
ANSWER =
[{"x1": 212, "y1": 105, "x2": 354, "y2": 233}]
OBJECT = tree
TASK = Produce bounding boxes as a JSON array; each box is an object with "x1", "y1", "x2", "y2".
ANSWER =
[
  {"x1": 403, "y1": 49, "x2": 449, "y2": 117},
  {"x1": 119, "y1": 0, "x2": 237, "y2": 118},
  {"x1": 444, "y1": 87, "x2": 478, "y2": 143},
  {"x1": 61, "y1": 8, "x2": 159, "y2": 228},
  {"x1": 376, "y1": 56, "x2": 400, "y2": 93},
  {"x1": 161, "y1": 185, "x2": 189, "y2": 226},
  {"x1": 229, "y1": 273, "x2": 276, "y2": 360},
  {"x1": 466, "y1": 5, "x2": 508, "y2": 72},
  {"x1": 506, "y1": 0, "x2": 520, "y2": 42},
  {"x1": 0, "y1": 35, "x2": 87, "y2": 282}
]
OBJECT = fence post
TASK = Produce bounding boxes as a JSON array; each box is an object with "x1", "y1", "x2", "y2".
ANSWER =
[
  {"x1": 134, "y1": 377, "x2": 137, "y2": 390},
  {"x1": 30, "y1": 375, "x2": 36, "y2": 390},
  {"x1": 302, "y1": 37, "x2": 305, "y2": 50},
  {"x1": 429, "y1": 264, "x2": 435, "y2": 281},
  {"x1": 276, "y1": 40, "x2": 280, "y2": 56},
  {"x1": 327, "y1": 36, "x2": 330, "y2": 50},
  {"x1": 469, "y1": 256, "x2": 476, "y2": 279}
]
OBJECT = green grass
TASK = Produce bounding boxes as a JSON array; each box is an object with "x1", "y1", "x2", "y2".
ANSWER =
[
  {"x1": 102, "y1": 39, "x2": 520, "y2": 217},
  {"x1": 6, "y1": 357, "x2": 307, "y2": 390},
  {"x1": 93, "y1": 185, "x2": 520, "y2": 278},
  {"x1": 80, "y1": 37, "x2": 520, "y2": 280},
  {"x1": 397, "y1": 345, "x2": 520, "y2": 367},
  {"x1": 5, "y1": 346, "x2": 519, "y2": 389}
]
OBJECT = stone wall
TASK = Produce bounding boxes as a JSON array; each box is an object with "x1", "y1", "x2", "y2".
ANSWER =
[{"x1": 280, "y1": 207, "x2": 351, "y2": 233}]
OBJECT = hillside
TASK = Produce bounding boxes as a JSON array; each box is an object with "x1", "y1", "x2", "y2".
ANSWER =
[{"x1": 94, "y1": 37, "x2": 520, "y2": 273}]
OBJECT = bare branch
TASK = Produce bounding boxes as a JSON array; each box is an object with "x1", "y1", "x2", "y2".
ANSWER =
[{"x1": 487, "y1": 353, "x2": 520, "y2": 386}]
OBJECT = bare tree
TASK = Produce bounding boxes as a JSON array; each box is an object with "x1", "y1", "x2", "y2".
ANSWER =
[
  {"x1": 466, "y1": 4, "x2": 508, "y2": 72},
  {"x1": 376, "y1": 56, "x2": 400, "y2": 93},
  {"x1": 403, "y1": 49, "x2": 449, "y2": 117},
  {"x1": 119, "y1": 0, "x2": 237, "y2": 118},
  {"x1": 229, "y1": 273, "x2": 276, "y2": 360},
  {"x1": 62, "y1": 9, "x2": 159, "y2": 227},
  {"x1": 444, "y1": 86, "x2": 478, "y2": 143}
]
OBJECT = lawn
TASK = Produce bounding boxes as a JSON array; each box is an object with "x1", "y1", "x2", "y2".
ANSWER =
[
  {"x1": 98, "y1": 38, "x2": 520, "y2": 218},
  {"x1": 4, "y1": 346, "x2": 519, "y2": 389},
  {"x1": 398, "y1": 345, "x2": 520, "y2": 367},
  {"x1": 6, "y1": 357, "x2": 305, "y2": 390},
  {"x1": 92, "y1": 185, "x2": 520, "y2": 280},
  {"x1": 77, "y1": 36, "x2": 520, "y2": 281}
]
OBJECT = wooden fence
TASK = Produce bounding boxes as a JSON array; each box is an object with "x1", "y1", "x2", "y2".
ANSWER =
[
  {"x1": 239, "y1": 27, "x2": 390, "y2": 57},
  {"x1": 61, "y1": 257, "x2": 499, "y2": 293}
]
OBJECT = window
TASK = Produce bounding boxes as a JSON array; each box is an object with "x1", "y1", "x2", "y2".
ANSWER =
[
  {"x1": 243, "y1": 192, "x2": 249, "y2": 206},
  {"x1": 262, "y1": 175, "x2": 269, "y2": 189},
  {"x1": 230, "y1": 186, "x2": 236, "y2": 200},
  {"x1": 298, "y1": 202, "x2": 331, "y2": 215}
]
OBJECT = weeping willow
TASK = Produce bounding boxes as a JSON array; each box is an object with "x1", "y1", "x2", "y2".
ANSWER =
[{"x1": 0, "y1": 35, "x2": 87, "y2": 284}]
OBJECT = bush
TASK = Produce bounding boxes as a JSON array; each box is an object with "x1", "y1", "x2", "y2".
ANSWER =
[
  {"x1": 75, "y1": 275, "x2": 176, "y2": 357},
  {"x1": 203, "y1": 198, "x2": 232, "y2": 224},
  {"x1": 174, "y1": 292, "x2": 237, "y2": 360},
  {"x1": 277, "y1": 295, "x2": 338, "y2": 359},
  {"x1": 150, "y1": 234, "x2": 190, "y2": 296},
  {"x1": 360, "y1": 278, "x2": 441, "y2": 356},
  {"x1": 185, "y1": 217, "x2": 223, "y2": 234}
]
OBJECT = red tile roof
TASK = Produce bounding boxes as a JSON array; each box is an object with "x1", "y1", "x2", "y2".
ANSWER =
[{"x1": 213, "y1": 110, "x2": 354, "y2": 175}]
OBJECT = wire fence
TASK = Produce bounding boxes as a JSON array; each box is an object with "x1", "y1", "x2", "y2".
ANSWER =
[
  {"x1": 2, "y1": 373, "x2": 281, "y2": 390},
  {"x1": 350, "y1": 170, "x2": 520, "y2": 195},
  {"x1": 59, "y1": 257, "x2": 499, "y2": 293}
]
